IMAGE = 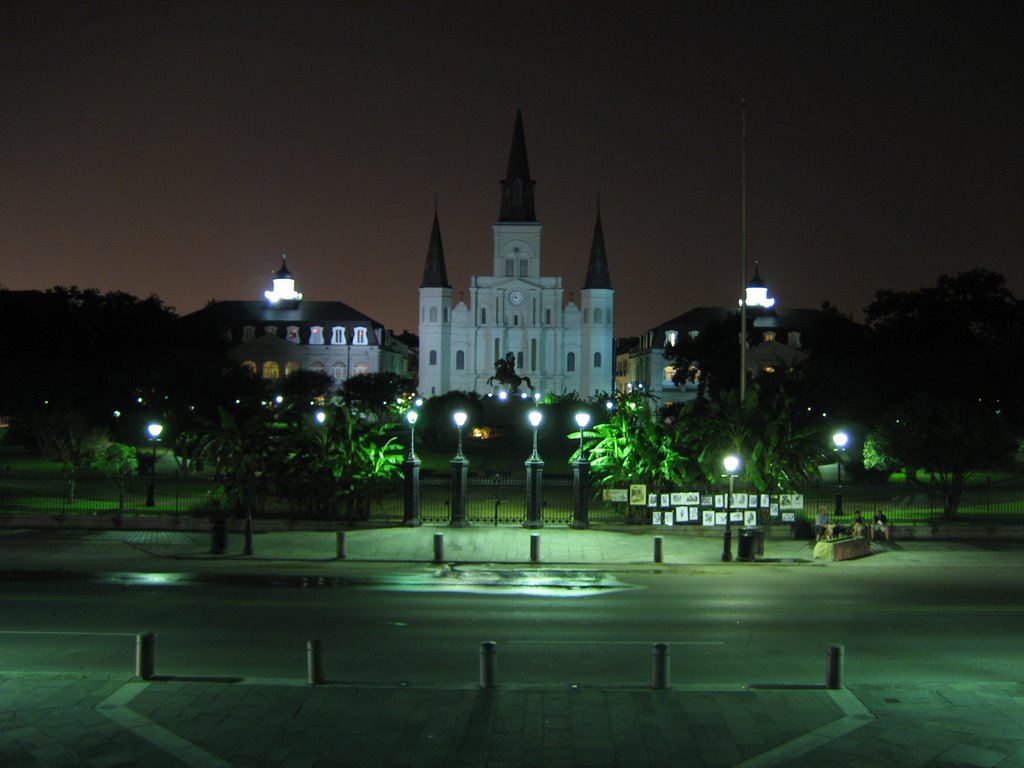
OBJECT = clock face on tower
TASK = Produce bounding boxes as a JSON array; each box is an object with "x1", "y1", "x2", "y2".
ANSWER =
[{"x1": 508, "y1": 289, "x2": 525, "y2": 306}]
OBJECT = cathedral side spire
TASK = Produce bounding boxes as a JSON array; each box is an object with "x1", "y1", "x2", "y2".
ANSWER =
[
  {"x1": 420, "y1": 208, "x2": 451, "y2": 288},
  {"x1": 583, "y1": 207, "x2": 612, "y2": 289},
  {"x1": 498, "y1": 109, "x2": 537, "y2": 222}
]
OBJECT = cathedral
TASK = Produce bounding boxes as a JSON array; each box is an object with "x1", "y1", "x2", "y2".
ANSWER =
[{"x1": 418, "y1": 110, "x2": 615, "y2": 398}]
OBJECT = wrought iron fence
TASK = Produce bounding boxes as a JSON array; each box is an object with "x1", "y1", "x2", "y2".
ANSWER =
[{"x1": 1, "y1": 467, "x2": 1023, "y2": 527}]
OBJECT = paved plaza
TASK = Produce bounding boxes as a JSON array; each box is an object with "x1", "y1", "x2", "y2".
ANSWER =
[{"x1": 2, "y1": 526, "x2": 1024, "y2": 767}]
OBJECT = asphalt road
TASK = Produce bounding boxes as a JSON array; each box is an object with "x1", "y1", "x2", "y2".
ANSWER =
[{"x1": 2, "y1": 562, "x2": 1022, "y2": 688}]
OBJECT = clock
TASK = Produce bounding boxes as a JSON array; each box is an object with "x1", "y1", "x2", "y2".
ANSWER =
[{"x1": 508, "y1": 289, "x2": 525, "y2": 306}]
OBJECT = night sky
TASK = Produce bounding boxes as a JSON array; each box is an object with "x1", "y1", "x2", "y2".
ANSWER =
[{"x1": 2, "y1": 1, "x2": 1021, "y2": 337}]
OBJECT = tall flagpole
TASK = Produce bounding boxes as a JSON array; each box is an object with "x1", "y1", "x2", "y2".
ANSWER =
[{"x1": 739, "y1": 99, "x2": 748, "y2": 405}]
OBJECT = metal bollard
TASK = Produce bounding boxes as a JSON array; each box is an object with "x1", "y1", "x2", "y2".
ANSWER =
[
  {"x1": 479, "y1": 641, "x2": 497, "y2": 689},
  {"x1": 530, "y1": 533, "x2": 541, "y2": 562},
  {"x1": 135, "y1": 632, "x2": 155, "y2": 680},
  {"x1": 336, "y1": 530, "x2": 347, "y2": 560},
  {"x1": 654, "y1": 536, "x2": 664, "y2": 563},
  {"x1": 433, "y1": 532, "x2": 445, "y2": 563},
  {"x1": 825, "y1": 643, "x2": 845, "y2": 689},
  {"x1": 307, "y1": 639, "x2": 325, "y2": 685},
  {"x1": 651, "y1": 642, "x2": 670, "y2": 689}
]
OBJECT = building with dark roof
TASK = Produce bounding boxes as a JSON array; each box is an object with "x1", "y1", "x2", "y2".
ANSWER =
[
  {"x1": 616, "y1": 266, "x2": 839, "y2": 405},
  {"x1": 186, "y1": 257, "x2": 410, "y2": 387}
]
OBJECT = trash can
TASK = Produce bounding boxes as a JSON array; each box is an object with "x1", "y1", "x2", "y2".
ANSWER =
[
  {"x1": 210, "y1": 515, "x2": 227, "y2": 555},
  {"x1": 737, "y1": 528, "x2": 763, "y2": 561}
]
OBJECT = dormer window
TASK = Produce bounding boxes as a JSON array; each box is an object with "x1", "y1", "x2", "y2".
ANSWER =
[
  {"x1": 331, "y1": 326, "x2": 346, "y2": 345},
  {"x1": 763, "y1": 331, "x2": 776, "y2": 343},
  {"x1": 665, "y1": 330, "x2": 678, "y2": 347},
  {"x1": 286, "y1": 326, "x2": 300, "y2": 344},
  {"x1": 309, "y1": 326, "x2": 324, "y2": 345},
  {"x1": 265, "y1": 325, "x2": 278, "y2": 337},
  {"x1": 353, "y1": 326, "x2": 368, "y2": 345},
  {"x1": 242, "y1": 325, "x2": 256, "y2": 342},
  {"x1": 788, "y1": 331, "x2": 802, "y2": 348}
]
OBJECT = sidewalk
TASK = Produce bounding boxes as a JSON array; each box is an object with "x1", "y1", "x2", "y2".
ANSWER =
[{"x1": 4, "y1": 529, "x2": 1024, "y2": 767}]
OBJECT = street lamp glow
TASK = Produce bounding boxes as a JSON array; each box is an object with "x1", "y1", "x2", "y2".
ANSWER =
[
  {"x1": 528, "y1": 410, "x2": 543, "y2": 428},
  {"x1": 723, "y1": 454, "x2": 741, "y2": 474},
  {"x1": 832, "y1": 431, "x2": 850, "y2": 450},
  {"x1": 574, "y1": 412, "x2": 591, "y2": 430},
  {"x1": 147, "y1": 423, "x2": 164, "y2": 440},
  {"x1": 314, "y1": 411, "x2": 326, "y2": 424},
  {"x1": 406, "y1": 410, "x2": 418, "y2": 426},
  {"x1": 453, "y1": 411, "x2": 467, "y2": 428}
]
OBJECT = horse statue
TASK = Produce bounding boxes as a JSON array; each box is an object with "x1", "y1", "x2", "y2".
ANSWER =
[{"x1": 487, "y1": 352, "x2": 533, "y2": 393}]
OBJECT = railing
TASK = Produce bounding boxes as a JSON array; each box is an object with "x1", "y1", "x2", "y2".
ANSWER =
[{"x1": 2, "y1": 468, "x2": 1023, "y2": 527}]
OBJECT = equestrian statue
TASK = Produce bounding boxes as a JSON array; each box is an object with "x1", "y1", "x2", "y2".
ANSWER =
[{"x1": 487, "y1": 352, "x2": 533, "y2": 393}]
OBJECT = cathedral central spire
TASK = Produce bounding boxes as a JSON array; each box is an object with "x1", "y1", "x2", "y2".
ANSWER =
[{"x1": 498, "y1": 109, "x2": 537, "y2": 222}]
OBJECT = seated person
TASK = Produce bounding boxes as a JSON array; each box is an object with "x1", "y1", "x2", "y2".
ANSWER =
[
  {"x1": 814, "y1": 507, "x2": 830, "y2": 539},
  {"x1": 850, "y1": 510, "x2": 867, "y2": 538},
  {"x1": 872, "y1": 509, "x2": 891, "y2": 541}
]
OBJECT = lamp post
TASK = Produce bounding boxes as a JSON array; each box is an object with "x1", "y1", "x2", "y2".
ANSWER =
[
  {"x1": 721, "y1": 454, "x2": 741, "y2": 562},
  {"x1": 832, "y1": 431, "x2": 849, "y2": 516},
  {"x1": 571, "y1": 411, "x2": 591, "y2": 529},
  {"x1": 524, "y1": 410, "x2": 544, "y2": 529},
  {"x1": 403, "y1": 410, "x2": 421, "y2": 527},
  {"x1": 450, "y1": 411, "x2": 469, "y2": 528},
  {"x1": 145, "y1": 423, "x2": 163, "y2": 507}
]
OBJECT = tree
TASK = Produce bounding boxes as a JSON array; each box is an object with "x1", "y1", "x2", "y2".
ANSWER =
[
  {"x1": 91, "y1": 439, "x2": 139, "y2": 511},
  {"x1": 340, "y1": 372, "x2": 416, "y2": 423},
  {"x1": 863, "y1": 270, "x2": 1024, "y2": 517}
]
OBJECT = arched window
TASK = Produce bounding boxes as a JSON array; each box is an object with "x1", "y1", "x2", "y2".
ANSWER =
[
  {"x1": 481, "y1": 307, "x2": 487, "y2": 324},
  {"x1": 429, "y1": 306, "x2": 438, "y2": 322},
  {"x1": 242, "y1": 360, "x2": 257, "y2": 375},
  {"x1": 310, "y1": 361, "x2": 325, "y2": 374},
  {"x1": 331, "y1": 363, "x2": 346, "y2": 382},
  {"x1": 594, "y1": 352, "x2": 602, "y2": 368},
  {"x1": 285, "y1": 361, "x2": 300, "y2": 377},
  {"x1": 566, "y1": 352, "x2": 576, "y2": 372},
  {"x1": 595, "y1": 308, "x2": 603, "y2": 324},
  {"x1": 429, "y1": 350, "x2": 437, "y2": 366},
  {"x1": 262, "y1": 361, "x2": 280, "y2": 379},
  {"x1": 353, "y1": 362, "x2": 369, "y2": 375},
  {"x1": 455, "y1": 350, "x2": 465, "y2": 370}
]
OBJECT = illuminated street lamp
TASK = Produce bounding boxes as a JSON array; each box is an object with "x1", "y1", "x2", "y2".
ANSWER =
[
  {"x1": 450, "y1": 411, "x2": 469, "y2": 528},
  {"x1": 525, "y1": 410, "x2": 544, "y2": 529},
  {"x1": 721, "y1": 454, "x2": 741, "y2": 562},
  {"x1": 571, "y1": 412, "x2": 591, "y2": 530},
  {"x1": 833, "y1": 430, "x2": 849, "y2": 516},
  {"x1": 144, "y1": 423, "x2": 163, "y2": 507},
  {"x1": 403, "y1": 410, "x2": 421, "y2": 527}
]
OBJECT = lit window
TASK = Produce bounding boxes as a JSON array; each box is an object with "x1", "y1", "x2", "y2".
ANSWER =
[
  {"x1": 353, "y1": 362, "x2": 369, "y2": 375},
  {"x1": 665, "y1": 331, "x2": 678, "y2": 347},
  {"x1": 262, "y1": 361, "x2": 280, "y2": 379},
  {"x1": 309, "y1": 326, "x2": 324, "y2": 345},
  {"x1": 331, "y1": 327, "x2": 346, "y2": 345},
  {"x1": 763, "y1": 331, "x2": 776, "y2": 343},
  {"x1": 331, "y1": 364, "x2": 346, "y2": 382},
  {"x1": 353, "y1": 327, "x2": 368, "y2": 345},
  {"x1": 242, "y1": 360, "x2": 257, "y2": 375},
  {"x1": 285, "y1": 361, "x2": 300, "y2": 376},
  {"x1": 689, "y1": 330, "x2": 699, "y2": 340},
  {"x1": 663, "y1": 366, "x2": 676, "y2": 387},
  {"x1": 286, "y1": 326, "x2": 300, "y2": 344}
]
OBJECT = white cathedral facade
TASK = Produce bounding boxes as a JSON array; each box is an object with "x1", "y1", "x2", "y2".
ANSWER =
[{"x1": 418, "y1": 110, "x2": 615, "y2": 398}]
